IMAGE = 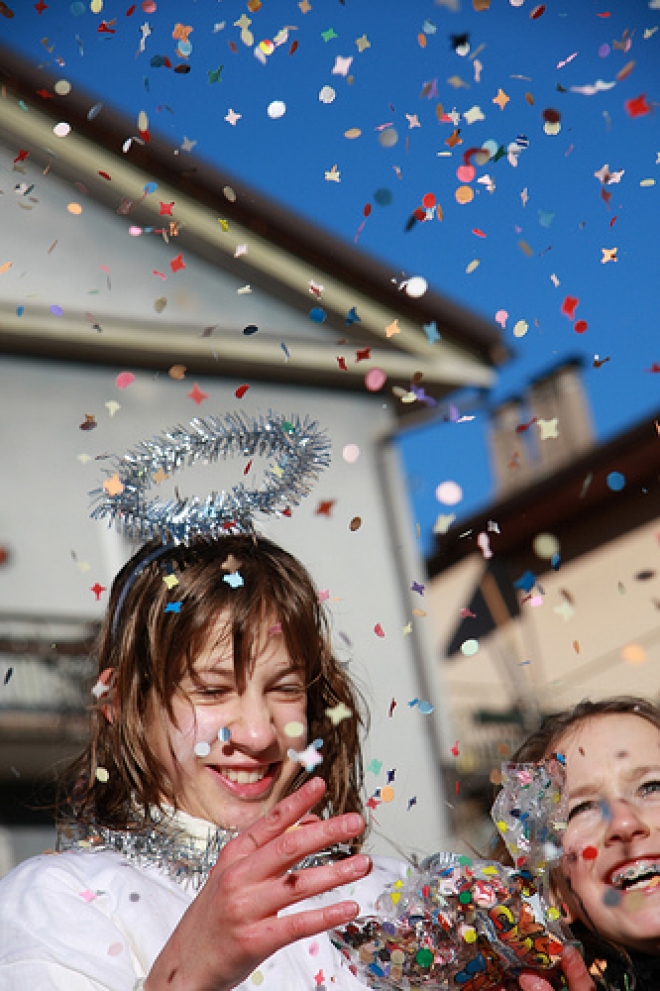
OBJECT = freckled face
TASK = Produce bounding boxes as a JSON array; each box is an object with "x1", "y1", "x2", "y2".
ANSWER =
[
  {"x1": 558, "y1": 713, "x2": 660, "y2": 954},
  {"x1": 146, "y1": 617, "x2": 308, "y2": 832}
]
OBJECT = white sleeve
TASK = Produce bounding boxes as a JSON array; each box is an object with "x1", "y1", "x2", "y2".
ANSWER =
[{"x1": 0, "y1": 854, "x2": 171, "y2": 991}]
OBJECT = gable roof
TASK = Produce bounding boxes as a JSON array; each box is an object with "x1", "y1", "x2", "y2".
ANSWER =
[
  {"x1": 0, "y1": 46, "x2": 507, "y2": 403},
  {"x1": 427, "y1": 411, "x2": 660, "y2": 578}
]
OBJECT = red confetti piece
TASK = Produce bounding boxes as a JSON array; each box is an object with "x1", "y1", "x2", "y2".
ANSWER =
[
  {"x1": 582, "y1": 845, "x2": 598, "y2": 860},
  {"x1": 126, "y1": 5, "x2": 136, "y2": 14},
  {"x1": 574, "y1": 320, "x2": 588, "y2": 334},
  {"x1": 187, "y1": 383, "x2": 208, "y2": 405},
  {"x1": 336, "y1": 356, "x2": 348, "y2": 371},
  {"x1": 530, "y1": 5, "x2": 546, "y2": 18},
  {"x1": 170, "y1": 253, "x2": 186, "y2": 272},
  {"x1": 561, "y1": 295, "x2": 579, "y2": 320},
  {"x1": 289, "y1": 40, "x2": 299, "y2": 55},
  {"x1": 235, "y1": 384, "x2": 250, "y2": 398},
  {"x1": 647, "y1": 363, "x2": 660, "y2": 373},
  {"x1": 422, "y1": 192, "x2": 436, "y2": 209},
  {"x1": 374, "y1": 623, "x2": 385, "y2": 638},
  {"x1": 98, "y1": 171, "x2": 112, "y2": 180},
  {"x1": 472, "y1": 228, "x2": 487, "y2": 238},
  {"x1": 90, "y1": 582, "x2": 107, "y2": 600},
  {"x1": 450, "y1": 741, "x2": 460, "y2": 756},
  {"x1": 625, "y1": 94, "x2": 650, "y2": 118},
  {"x1": 243, "y1": 459, "x2": 253, "y2": 475}
]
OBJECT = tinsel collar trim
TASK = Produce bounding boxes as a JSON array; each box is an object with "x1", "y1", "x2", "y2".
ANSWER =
[
  {"x1": 57, "y1": 812, "x2": 237, "y2": 889},
  {"x1": 57, "y1": 809, "x2": 350, "y2": 889}
]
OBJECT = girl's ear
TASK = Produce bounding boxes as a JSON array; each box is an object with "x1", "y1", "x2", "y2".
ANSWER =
[{"x1": 94, "y1": 668, "x2": 117, "y2": 724}]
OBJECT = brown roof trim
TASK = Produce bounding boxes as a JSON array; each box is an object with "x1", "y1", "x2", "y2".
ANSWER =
[
  {"x1": 427, "y1": 412, "x2": 660, "y2": 576},
  {"x1": 0, "y1": 45, "x2": 507, "y2": 368}
]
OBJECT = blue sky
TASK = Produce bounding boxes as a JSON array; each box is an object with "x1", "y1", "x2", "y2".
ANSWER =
[{"x1": 3, "y1": 0, "x2": 659, "y2": 554}]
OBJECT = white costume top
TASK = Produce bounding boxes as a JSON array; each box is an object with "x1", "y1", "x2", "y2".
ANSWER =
[{"x1": 0, "y1": 810, "x2": 408, "y2": 991}]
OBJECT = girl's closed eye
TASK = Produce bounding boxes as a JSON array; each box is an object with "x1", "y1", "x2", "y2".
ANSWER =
[
  {"x1": 567, "y1": 798, "x2": 601, "y2": 821},
  {"x1": 639, "y1": 779, "x2": 660, "y2": 798}
]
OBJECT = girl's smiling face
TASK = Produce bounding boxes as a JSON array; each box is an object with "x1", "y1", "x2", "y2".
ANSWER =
[
  {"x1": 146, "y1": 616, "x2": 308, "y2": 833},
  {"x1": 558, "y1": 712, "x2": 660, "y2": 954}
]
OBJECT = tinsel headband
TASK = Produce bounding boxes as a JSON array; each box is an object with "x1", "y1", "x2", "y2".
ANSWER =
[{"x1": 90, "y1": 410, "x2": 331, "y2": 544}]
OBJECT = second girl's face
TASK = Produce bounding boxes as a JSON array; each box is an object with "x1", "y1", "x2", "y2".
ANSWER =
[
  {"x1": 558, "y1": 712, "x2": 660, "y2": 954},
  {"x1": 147, "y1": 615, "x2": 308, "y2": 833}
]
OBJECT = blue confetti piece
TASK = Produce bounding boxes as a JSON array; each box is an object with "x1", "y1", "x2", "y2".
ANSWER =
[
  {"x1": 164, "y1": 602, "x2": 182, "y2": 613},
  {"x1": 143, "y1": 182, "x2": 158, "y2": 195},
  {"x1": 218, "y1": 727, "x2": 231, "y2": 743},
  {"x1": 223, "y1": 572, "x2": 244, "y2": 589},
  {"x1": 280, "y1": 342, "x2": 290, "y2": 360},
  {"x1": 309, "y1": 307, "x2": 327, "y2": 323},
  {"x1": 16, "y1": 306, "x2": 24, "y2": 317},
  {"x1": 513, "y1": 570, "x2": 536, "y2": 592},
  {"x1": 607, "y1": 471, "x2": 625, "y2": 492}
]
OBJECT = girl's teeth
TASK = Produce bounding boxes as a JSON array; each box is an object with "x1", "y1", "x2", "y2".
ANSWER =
[{"x1": 221, "y1": 768, "x2": 267, "y2": 784}]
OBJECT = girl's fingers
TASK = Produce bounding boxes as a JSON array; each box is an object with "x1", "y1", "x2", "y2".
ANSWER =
[
  {"x1": 560, "y1": 945, "x2": 596, "y2": 990},
  {"x1": 241, "y1": 897, "x2": 363, "y2": 966},
  {"x1": 238, "y1": 854, "x2": 372, "y2": 921}
]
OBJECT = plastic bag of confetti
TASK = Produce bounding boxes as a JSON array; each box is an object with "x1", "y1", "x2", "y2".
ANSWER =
[{"x1": 331, "y1": 757, "x2": 570, "y2": 990}]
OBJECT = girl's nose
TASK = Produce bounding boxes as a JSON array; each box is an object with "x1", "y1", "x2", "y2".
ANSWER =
[
  {"x1": 225, "y1": 692, "x2": 277, "y2": 753},
  {"x1": 604, "y1": 798, "x2": 650, "y2": 846}
]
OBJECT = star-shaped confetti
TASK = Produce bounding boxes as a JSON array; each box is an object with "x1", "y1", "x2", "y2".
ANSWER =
[
  {"x1": 321, "y1": 28, "x2": 338, "y2": 42},
  {"x1": 90, "y1": 583, "x2": 106, "y2": 600},
  {"x1": 187, "y1": 383, "x2": 209, "y2": 405},
  {"x1": 225, "y1": 109, "x2": 241, "y2": 126},
  {"x1": 553, "y1": 600, "x2": 575, "y2": 622},
  {"x1": 492, "y1": 88, "x2": 510, "y2": 110},
  {"x1": 410, "y1": 581, "x2": 425, "y2": 596},
  {"x1": 165, "y1": 602, "x2": 182, "y2": 613},
  {"x1": 170, "y1": 253, "x2": 186, "y2": 273},
  {"x1": 385, "y1": 319, "x2": 400, "y2": 338},
  {"x1": 180, "y1": 136, "x2": 197, "y2": 153},
  {"x1": 355, "y1": 347, "x2": 371, "y2": 362},
  {"x1": 332, "y1": 55, "x2": 353, "y2": 76},
  {"x1": 288, "y1": 739, "x2": 323, "y2": 772},
  {"x1": 601, "y1": 247, "x2": 618, "y2": 264},
  {"x1": 463, "y1": 105, "x2": 485, "y2": 125},
  {"x1": 163, "y1": 574, "x2": 179, "y2": 590},
  {"x1": 367, "y1": 759, "x2": 383, "y2": 775},
  {"x1": 325, "y1": 702, "x2": 352, "y2": 725},
  {"x1": 208, "y1": 65, "x2": 224, "y2": 84},
  {"x1": 324, "y1": 165, "x2": 340, "y2": 182},
  {"x1": 405, "y1": 113, "x2": 421, "y2": 129},
  {"x1": 103, "y1": 474, "x2": 125, "y2": 497},
  {"x1": 355, "y1": 34, "x2": 370, "y2": 52}
]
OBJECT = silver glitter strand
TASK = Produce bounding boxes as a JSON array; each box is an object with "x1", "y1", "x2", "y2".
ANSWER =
[{"x1": 90, "y1": 411, "x2": 331, "y2": 543}]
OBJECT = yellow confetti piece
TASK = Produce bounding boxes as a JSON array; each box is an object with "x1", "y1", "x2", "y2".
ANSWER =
[
  {"x1": 640, "y1": 178, "x2": 656, "y2": 187},
  {"x1": 95, "y1": 767, "x2": 109, "y2": 783},
  {"x1": 67, "y1": 202, "x2": 83, "y2": 215},
  {"x1": 547, "y1": 907, "x2": 561, "y2": 920},
  {"x1": 284, "y1": 721, "x2": 305, "y2": 737},
  {"x1": 513, "y1": 319, "x2": 529, "y2": 338},
  {"x1": 463, "y1": 928, "x2": 477, "y2": 943},
  {"x1": 250, "y1": 971, "x2": 264, "y2": 986},
  {"x1": 163, "y1": 574, "x2": 179, "y2": 590},
  {"x1": 390, "y1": 891, "x2": 401, "y2": 904},
  {"x1": 496, "y1": 820, "x2": 508, "y2": 833},
  {"x1": 466, "y1": 258, "x2": 480, "y2": 274},
  {"x1": 344, "y1": 127, "x2": 362, "y2": 139}
]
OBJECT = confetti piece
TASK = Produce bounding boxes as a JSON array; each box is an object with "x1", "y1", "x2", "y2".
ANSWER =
[{"x1": 374, "y1": 623, "x2": 385, "y2": 638}]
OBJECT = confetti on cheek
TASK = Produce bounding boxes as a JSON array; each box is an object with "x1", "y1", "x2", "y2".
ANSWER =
[
  {"x1": 194, "y1": 741, "x2": 211, "y2": 757},
  {"x1": 582, "y1": 845, "x2": 598, "y2": 860},
  {"x1": 218, "y1": 727, "x2": 231, "y2": 743},
  {"x1": 284, "y1": 721, "x2": 305, "y2": 738}
]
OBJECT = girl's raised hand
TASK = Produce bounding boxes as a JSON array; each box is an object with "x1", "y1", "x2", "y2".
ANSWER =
[
  {"x1": 145, "y1": 776, "x2": 371, "y2": 991},
  {"x1": 517, "y1": 946, "x2": 596, "y2": 991}
]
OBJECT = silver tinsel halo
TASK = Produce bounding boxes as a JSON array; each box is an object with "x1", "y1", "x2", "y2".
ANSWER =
[{"x1": 90, "y1": 410, "x2": 331, "y2": 543}]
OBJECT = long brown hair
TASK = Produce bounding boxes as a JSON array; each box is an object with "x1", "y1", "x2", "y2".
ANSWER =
[{"x1": 58, "y1": 534, "x2": 368, "y2": 840}]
